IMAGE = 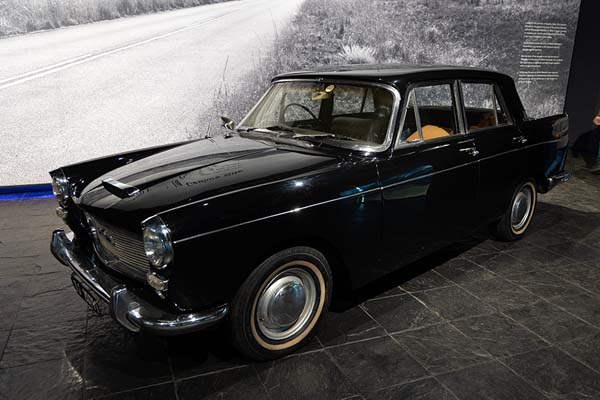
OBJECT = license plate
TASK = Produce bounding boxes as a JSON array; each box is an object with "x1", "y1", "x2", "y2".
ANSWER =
[{"x1": 71, "y1": 274, "x2": 103, "y2": 316}]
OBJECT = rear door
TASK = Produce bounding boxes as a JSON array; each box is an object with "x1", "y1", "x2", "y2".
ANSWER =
[
  {"x1": 378, "y1": 81, "x2": 479, "y2": 269},
  {"x1": 459, "y1": 81, "x2": 528, "y2": 222}
]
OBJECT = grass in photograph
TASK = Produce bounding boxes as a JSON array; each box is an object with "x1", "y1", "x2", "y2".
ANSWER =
[
  {"x1": 202, "y1": 0, "x2": 579, "y2": 136},
  {"x1": 0, "y1": 0, "x2": 231, "y2": 37}
]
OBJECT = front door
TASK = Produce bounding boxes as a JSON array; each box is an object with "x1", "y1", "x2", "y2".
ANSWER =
[{"x1": 378, "y1": 81, "x2": 479, "y2": 270}]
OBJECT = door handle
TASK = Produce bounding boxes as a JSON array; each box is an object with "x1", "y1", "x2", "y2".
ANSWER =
[
  {"x1": 459, "y1": 147, "x2": 480, "y2": 157},
  {"x1": 513, "y1": 136, "x2": 528, "y2": 144}
]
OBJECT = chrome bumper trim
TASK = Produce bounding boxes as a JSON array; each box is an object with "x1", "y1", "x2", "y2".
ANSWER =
[
  {"x1": 548, "y1": 171, "x2": 572, "y2": 189},
  {"x1": 50, "y1": 229, "x2": 228, "y2": 335}
]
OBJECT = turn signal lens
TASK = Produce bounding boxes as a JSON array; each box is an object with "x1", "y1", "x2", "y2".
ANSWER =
[
  {"x1": 147, "y1": 272, "x2": 169, "y2": 292},
  {"x1": 50, "y1": 169, "x2": 70, "y2": 203}
]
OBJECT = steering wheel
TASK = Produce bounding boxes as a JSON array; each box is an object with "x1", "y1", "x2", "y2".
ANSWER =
[{"x1": 283, "y1": 103, "x2": 319, "y2": 122}]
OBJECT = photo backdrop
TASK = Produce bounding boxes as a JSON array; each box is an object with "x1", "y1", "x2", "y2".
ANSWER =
[
  {"x1": 214, "y1": 0, "x2": 583, "y2": 127},
  {"x1": 1, "y1": 0, "x2": 582, "y2": 186}
]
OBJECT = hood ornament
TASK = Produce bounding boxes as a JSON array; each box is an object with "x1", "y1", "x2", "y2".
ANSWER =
[{"x1": 102, "y1": 178, "x2": 140, "y2": 199}]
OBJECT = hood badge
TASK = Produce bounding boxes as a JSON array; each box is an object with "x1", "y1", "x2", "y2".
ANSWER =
[{"x1": 102, "y1": 178, "x2": 140, "y2": 199}]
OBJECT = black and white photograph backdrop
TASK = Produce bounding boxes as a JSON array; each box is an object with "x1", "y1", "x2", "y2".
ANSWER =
[{"x1": 0, "y1": 0, "x2": 582, "y2": 185}]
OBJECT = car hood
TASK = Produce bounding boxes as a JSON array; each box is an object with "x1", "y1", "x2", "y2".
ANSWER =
[{"x1": 77, "y1": 135, "x2": 340, "y2": 220}]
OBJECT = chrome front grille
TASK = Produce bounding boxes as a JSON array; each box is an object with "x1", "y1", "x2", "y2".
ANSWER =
[{"x1": 86, "y1": 214, "x2": 149, "y2": 277}]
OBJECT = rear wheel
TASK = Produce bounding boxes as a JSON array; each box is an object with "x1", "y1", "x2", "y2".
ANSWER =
[
  {"x1": 230, "y1": 247, "x2": 332, "y2": 361},
  {"x1": 493, "y1": 180, "x2": 537, "y2": 241}
]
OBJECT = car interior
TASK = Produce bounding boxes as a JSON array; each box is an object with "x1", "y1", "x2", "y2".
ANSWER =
[{"x1": 283, "y1": 85, "x2": 394, "y2": 145}]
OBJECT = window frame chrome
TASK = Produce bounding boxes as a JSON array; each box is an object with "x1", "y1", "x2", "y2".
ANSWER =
[
  {"x1": 458, "y1": 79, "x2": 515, "y2": 134},
  {"x1": 238, "y1": 78, "x2": 402, "y2": 154},
  {"x1": 394, "y1": 79, "x2": 466, "y2": 150}
]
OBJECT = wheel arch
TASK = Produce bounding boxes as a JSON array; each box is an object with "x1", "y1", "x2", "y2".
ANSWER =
[{"x1": 253, "y1": 235, "x2": 353, "y2": 304}]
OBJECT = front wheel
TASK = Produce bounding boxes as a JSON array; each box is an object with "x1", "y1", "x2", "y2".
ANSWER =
[
  {"x1": 492, "y1": 180, "x2": 537, "y2": 241},
  {"x1": 230, "y1": 247, "x2": 332, "y2": 361}
]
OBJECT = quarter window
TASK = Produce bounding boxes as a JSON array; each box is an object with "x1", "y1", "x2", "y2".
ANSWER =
[
  {"x1": 461, "y1": 83, "x2": 509, "y2": 131},
  {"x1": 399, "y1": 83, "x2": 458, "y2": 143}
]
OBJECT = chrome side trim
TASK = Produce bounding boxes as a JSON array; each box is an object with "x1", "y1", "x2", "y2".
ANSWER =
[
  {"x1": 174, "y1": 185, "x2": 382, "y2": 244},
  {"x1": 173, "y1": 139, "x2": 560, "y2": 244},
  {"x1": 50, "y1": 229, "x2": 228, "y2": 335},
  {"x1": 478, "y1": 139, "x2": 559, "y2": 163}
]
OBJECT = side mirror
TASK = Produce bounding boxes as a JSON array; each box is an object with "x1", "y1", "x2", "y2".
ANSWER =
[{"x1": 220, "y1": 116, "x2": 235, "y2": 131}]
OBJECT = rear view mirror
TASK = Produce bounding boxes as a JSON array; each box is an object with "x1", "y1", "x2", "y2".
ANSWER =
[{"x1": 220, "y1": 116, "x2": 235, "y2": 131}]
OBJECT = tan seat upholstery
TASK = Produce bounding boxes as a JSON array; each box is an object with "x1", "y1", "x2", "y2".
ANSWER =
[{"x1": 406, "y1": 125, "x2": 450, "y2": 142}]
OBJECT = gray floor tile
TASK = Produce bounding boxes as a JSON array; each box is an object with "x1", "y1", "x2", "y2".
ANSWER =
[
  {"x1": 90, "y1": 382, "x2": 176, "y2": 399},
  {"x1": 362, "y1": 294, "x2": 442, "y2": 333},
  {"x1": 177, "y1": 366, "x2": 268, "y2": 400},
  {"x1": 452, "y1": 313, "x2": 548, "y2": 357},
  {"x1": 1, "y1": 318, "x2": 86, "y2": 368},
  {"x1": 256, "y1": 351, "x2": 358, "y2": 400},
  {"x1": 461, "y1": 277, "x2": 541, "y2": 311},
  {"x1": 505, "y1": 300, "x2": 599, "y2": 343},
  {"x1": 83, "y1": 316, "x2": 172, "y2": 398},
  {"x1": 559, "y1": 333, "x2": 600, "y2": 373},
  {"x1": 0, "y1": 358, "x2": 84, "y2": 400},
  {"x1": 506, "y1": 270, "x2": 583, "y2": 299},
  {"x1": 548, "y1": 263, "x2": 600, "y2": 295},
  {"x1": 545, "y1": 241, "x2": 600, "y2": 263},
  {"x1": 507, "y1": 247, "x2": 575, "y2": 268},
  {"x1": 414, "y1": 286, "x2": 495, "y2": 321},
  {"x1": 400, "y1": 269, "x2": 453, "y2": 293},
  {"x1": 367, "y1": 377, "x2": 457, "y2": 400},
  {"x1": 503, "y1": 347, "x2": 600, "y2": 399},
  {"x1": 438, "y1": 360, "x2": 548, "y2": 400},
  {"x1": 327, "y1": 336, "x2": 428, "y2": 394},
  {"x1": 393, "y1": 323, "x2": 492, "y2": 374},
  {"x1": 550, "y1": 293, "x2": 600, "y2": 327},
  {"x1": 317, "y1": 307, "x2": 386, "y2": 347},
  {"x1": 434, "y1": 257, "x2": 496, "y2": 284},
  {"x1": 467, "y1": 252, "x2": 539, "y2": 277}
]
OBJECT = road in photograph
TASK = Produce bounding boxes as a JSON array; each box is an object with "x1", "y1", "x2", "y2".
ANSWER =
[{"x1": 0, "y1": 0, "x2": 303, "y2": 185}]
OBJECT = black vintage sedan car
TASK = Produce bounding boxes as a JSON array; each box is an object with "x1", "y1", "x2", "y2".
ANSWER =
[{"x1": 50, "y1": 64, "x2": 570, "y2": 360}]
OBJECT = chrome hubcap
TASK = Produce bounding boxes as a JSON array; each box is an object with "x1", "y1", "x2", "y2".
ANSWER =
[
  {"x1": 511, "y1": 186, "x2": 533, "y2": 231},
  {"x1": 256, "y1": 268, "x2": 317, "y2": 341}
]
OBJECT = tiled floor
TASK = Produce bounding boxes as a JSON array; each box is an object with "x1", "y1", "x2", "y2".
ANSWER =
[{"x1": 1, "y1": 159, "x2": 600, "y2": 400}]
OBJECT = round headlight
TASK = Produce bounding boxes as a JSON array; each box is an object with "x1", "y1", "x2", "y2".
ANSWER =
[
  {"x1": 51, "y1": 170, "x2": 70, "y2": 202},
  {"x1": 142, "y1": 216, "x2": 174, "y2": 268}
]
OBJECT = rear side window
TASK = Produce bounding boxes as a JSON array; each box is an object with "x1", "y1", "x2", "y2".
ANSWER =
[
  {"x1": 461, "y1": 83, "x2": 510, "y2": 132},
  {"x1": 399, "y1": 83, "x2": 458, "y2": 143}
]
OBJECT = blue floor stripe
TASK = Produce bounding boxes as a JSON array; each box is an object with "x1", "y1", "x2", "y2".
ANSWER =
[{"x1": 0, "y1": 184, "x2": 54, "y2": 201}]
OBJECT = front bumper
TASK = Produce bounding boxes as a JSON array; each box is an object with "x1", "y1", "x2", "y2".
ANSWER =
[{"x1": 51, "y1": 229, "x2": 228, "y2": 335}]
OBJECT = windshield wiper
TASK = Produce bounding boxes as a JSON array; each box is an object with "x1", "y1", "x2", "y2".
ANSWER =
[
  {"x1": 293, "y1": 133, "x2": 358, "y2": 142},
  {"x1": 242, "y1": 125, "x2": 296, "y2": 134},
  {"x1": 239, "y1": 130, "x2": 313, "y2": 149}
]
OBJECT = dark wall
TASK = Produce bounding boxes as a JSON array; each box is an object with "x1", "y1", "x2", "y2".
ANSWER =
[{"x1": 564, "y1": 0, "x2": 600, "y2": 143}]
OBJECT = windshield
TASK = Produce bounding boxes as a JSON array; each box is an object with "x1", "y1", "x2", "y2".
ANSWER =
[{"x1": 239, "y1": 81, "x2": 396, "y2": 149}]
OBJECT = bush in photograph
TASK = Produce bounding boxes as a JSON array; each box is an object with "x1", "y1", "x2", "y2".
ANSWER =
[
  {"x1": 203, "y1": 0, "x2": 579, "y2": 135},
  {"x1": 0, "y1": 0, "x2": 231, "y2": 37}
]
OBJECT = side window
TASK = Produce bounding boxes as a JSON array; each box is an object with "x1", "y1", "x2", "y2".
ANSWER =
[
  {"x1": 400, "y1": 83, "x2": 458, "y2": 143},
  {"x1": 461, "y1": 82, "x2": 509, "y2": 131}
]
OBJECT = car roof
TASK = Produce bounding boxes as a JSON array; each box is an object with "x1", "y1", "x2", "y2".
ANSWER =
[{"x1": 273, "y1": 64, "x2": 512, "y2": 86}]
